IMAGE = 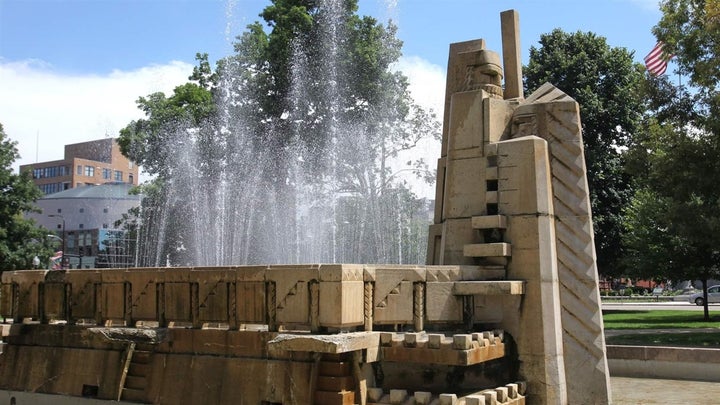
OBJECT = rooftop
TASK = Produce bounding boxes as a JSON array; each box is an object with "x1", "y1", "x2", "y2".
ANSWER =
[{"x1": 40, "y1": 182, "x2": 140, "y2": 200}]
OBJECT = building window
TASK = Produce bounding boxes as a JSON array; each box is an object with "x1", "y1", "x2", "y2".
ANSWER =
[
  {"x1": 79, "y1": 208, "x2": 84, "y2": 213},
  {"x1": 103, "y1": 168, "x2": 111, "y2": 179},
  {"x1": 85, "y1": 166, "x2": 94, "y2": 177},
  {"x1": 59, "y1": 165, "x2": 67, "y2": 176},
  {"x1": 79, "y1": 224, "x2": 84, "y2": 229},
  {"x1": 77, "y1": 165, "x2": 82, "y2": 175},
  {"x1": 129, "y1": 174, "x2": 134, "y2": 184},
  {"x1": 103, "y1": 223, "x2": 108, "y2": 229},
  {"x1": 57, "y1": 224, "x2": 61, "y2": 229},
  {"x1": 129, "y1": 161, "x2": 133, "y2": 169},
  {"x1": 57, "y1": 208, "x2": 61, "y2": 213},
  {"x1": 103, "y1": 208, "x2": 108, "y2": 213},
  {"x1": 114, "y1": 170, "x2": 123, "y2": 181}
]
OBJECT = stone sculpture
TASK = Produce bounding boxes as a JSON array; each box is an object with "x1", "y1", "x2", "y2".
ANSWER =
[{"x1": 0, "y1": 10, "x2": 609, "y2": 405}]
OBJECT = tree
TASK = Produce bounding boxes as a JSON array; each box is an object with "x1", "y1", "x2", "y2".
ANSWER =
[
  {"x1": 524, "y1": 29, "x2": 646, "y2": 277},
  {"x1": 0, "y1": 124, "x2": 54, "y2": 271},
  {"x1": 623, "y1": 115, "x2": 720, "y2": 321},
  {"x1": 622, "y1": 0, "x2": 720, "y2": 320},
  {"x1": 118, "y1": 0, "x2": 439, "y2": 266}
]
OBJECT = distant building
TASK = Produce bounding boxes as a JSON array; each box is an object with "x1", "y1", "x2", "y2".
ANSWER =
[
  {"x1": 19, "y1": 138, "x2": 139, "y2": 195},
  {"x1": 26, "y1": 182, "x2": 141, "y2": 268}
]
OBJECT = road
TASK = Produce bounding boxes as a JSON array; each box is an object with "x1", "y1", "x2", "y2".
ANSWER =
[{"x1": 602, "y1": 300, "x2": 720, "y2": 311}]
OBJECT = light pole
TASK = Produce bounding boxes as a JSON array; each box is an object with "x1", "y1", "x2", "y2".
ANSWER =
[{"x1": 48, "y1": 214, "x2": 66, "y2": 269}]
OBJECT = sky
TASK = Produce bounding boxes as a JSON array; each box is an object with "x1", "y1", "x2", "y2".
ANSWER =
[{"x1": 0, "y1": 0, "x2": 663, "y2": 198}]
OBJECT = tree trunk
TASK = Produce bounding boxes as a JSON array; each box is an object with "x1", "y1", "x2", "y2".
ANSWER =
[{"x1": 702, "y1": 278, "x2": 710, "y2": 322}]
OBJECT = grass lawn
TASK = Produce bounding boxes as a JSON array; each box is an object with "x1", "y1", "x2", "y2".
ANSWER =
[
  {"x1": 603, "y1": 310, "x2": 720, "y2": 329},
  {"x1": 603, "y1": 310, "x2": 720, "y2": 347},
  {"x1": 606, "y1": 332, "x2": 720, "y2": 347}
]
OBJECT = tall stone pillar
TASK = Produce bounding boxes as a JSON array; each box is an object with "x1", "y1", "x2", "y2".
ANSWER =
[{"x1": 427, "y1": 9, "x2": 611, "y2": 405}]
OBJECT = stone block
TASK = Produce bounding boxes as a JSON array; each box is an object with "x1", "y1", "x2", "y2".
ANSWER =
[
  {"x1": 425, "y1": 266, "x2": 462, "y2": 282},
  {"x1": 443, "y1": 156, "x2": 487, "y2": 219},
  {"x1": 404, "y1": 333, "x2": 418, "y2": 347},
  {"x1": 436, "y1": 219, "x2": 476, "y2": 265},
  {"x1": 463, "y1": 243, "x2": 511, "y2": 258},
  {"x1": 505, "y1": 383, "x2": 518, "y2": 399},
  {"x1": 428, "y1": 334, "x2": 443, "y2": 349},
  {"x1": 453, "y1": 334, "x2": 472, "y2": 350},
  {"x1": 101, "y1": 282, "x2": 127, "y2": 321},
  {"x1": 496, "y1": 136, "x2": 552, "y2": 216},
  {"x1": 439, "y1": 393, "x2": 457, "y2": 405},
  {"x1": 483, "y1": 96, "x2": 516, "y2": 144},
  {"x1": 367, "y1": 387, "x2": 384, "y2": 402},
  {"x1": 426, "y1": 282, "x2": 462, "y2": 322},
  {"x1": 67, "y1": 270, "x2": 101, "y2": 320},
  {"x1": 495, "y1": 387, "x2": 508, "y2": 402},
  {"x1": 414, "y1": 391, "x2": 432, "y2": 404},
  {"x1": 318, "y1": 264, "x2": 364, "y2": 282},
  {"x1": 448, "y1": 90, "x2": 486, "y2": 152},
  {"x1": 390, "y1": 389, "x2": 408, "y2": 404},
  {"x1": 471, "y1": 215, "x2": 507, "y2": 229},
  {"x1": 235, "y1": 282, "x2": 265, "y2": 323},
  {"x1": 465, "y1": 395, "x2": 486, "y2": 405},
  {"x1": 481, "y1": 390, "x2": 497, "y2": 405},
  {"x1": 197, "y1": 280, "x2": 229, "y2": 323},
  {"x1": 452, "y1": 281, "x2": 524, "y2": 296},
  {"x1": 164, "y1": 282, "x2": 192, "y2": 322},
  {"x1": 314, "y1": 389, "x2": 355, "y2": 405},
  {"x1": 373, "y1": 281, "x2": 414, "y2": 325},
  {"x1": 380, "y1": 332, "x2": 394, "y2": 346},
  {"x1": 319, "y1": 281, "x2": 364, "y2": 327}
]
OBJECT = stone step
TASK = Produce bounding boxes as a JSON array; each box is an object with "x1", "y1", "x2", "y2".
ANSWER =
[
  {"x1": 471, "y1": 215, "x2": 507, "y2": 229},
  {"x1": 128, "y1": 362, "x2": 151, "y2": 377},
  {"x1": 314, "y1": 389, "x2": 355, "y2": 405},
  {"x1": 317, "y1": 375, "x2": 354, "y2": 392},
  {"x1": 120, "y1": 387, "x2": 147, "y2": 403},
  {"x1": 318, "y1": 361, "x2": 352, "y2": 377},
  {"x1": 463, "y1": 242, "x2": 511, "y2": 258},
  {"x1": 452, "y1": 280, "x2": 525, "y2": 296},
  {"x1": 132, "y1": 350, "x2": 152, "y2": 364},
  {"x1": 124, "y1": 375, "x2": 147, "y2": 390}
]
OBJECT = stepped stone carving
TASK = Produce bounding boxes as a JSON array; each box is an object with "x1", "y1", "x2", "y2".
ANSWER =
[{"x1": 427, "y1": 9, "x2": 610, "y2": 405}]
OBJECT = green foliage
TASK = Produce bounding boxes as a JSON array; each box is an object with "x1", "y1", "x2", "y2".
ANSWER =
[
  {"x1": 524, "y1": 29, "x2": 645, "y2": 276},
  {"x1": 603, "y1": 310, "x2": 720, "y2": 329},
  {"x1": 118, "y1": 82, "x2": 215, "y2": 178},
  {"x1": 654, "y1": 0, "x2": 720, "y2": 93},
  {"x1": 0, "y1": 123, "x2": 55, "y2": 271},
  {"x1": 622, "y1": 2, "x2": 720, "y2": 320}
]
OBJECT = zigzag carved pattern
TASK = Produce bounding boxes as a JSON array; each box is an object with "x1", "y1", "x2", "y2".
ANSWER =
[
  {"x1": 276, "y1": 281, "x2": 302, "y2": 310},
  {"x1": 545, "y1": 105, "x2": 610, "y2": 404}
]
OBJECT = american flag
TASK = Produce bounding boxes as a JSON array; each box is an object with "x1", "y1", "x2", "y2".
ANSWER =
[{"x1": 644, "y1": 42, "x2": 672, "y2": 76}]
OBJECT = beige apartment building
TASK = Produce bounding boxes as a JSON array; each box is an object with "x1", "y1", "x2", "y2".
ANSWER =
[{"x1": 19, "y1": 138, "x2": 138, "y2": 195}]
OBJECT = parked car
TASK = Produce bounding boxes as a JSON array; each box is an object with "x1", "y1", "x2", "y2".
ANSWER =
[{"x1": 689, "y1": 285, "x2": 720, "y2": 306}]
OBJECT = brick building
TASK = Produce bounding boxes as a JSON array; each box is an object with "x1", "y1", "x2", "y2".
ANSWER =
[{"x1": 19, "y1": 138, "x2": 139, "y2": 195}]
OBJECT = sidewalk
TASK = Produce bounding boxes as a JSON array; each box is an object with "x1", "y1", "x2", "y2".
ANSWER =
[
  {"x1": 605, "y1": 327, "x2": 719, "y2": 337},
  {"x1": 611, "y1": 376, "x2": 720, "y2": 404}
]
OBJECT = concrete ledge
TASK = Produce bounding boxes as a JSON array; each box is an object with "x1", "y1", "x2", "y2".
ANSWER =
[{"x1": 607, "y1": 345, "x2": 720, "y2": 382}]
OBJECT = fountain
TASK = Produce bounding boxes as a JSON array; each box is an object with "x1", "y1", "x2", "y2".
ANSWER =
[
  {"x1": 134, "y1": 0, "x2": 435, "y2": 267},
  {"x1": 0, "y1": 7, "x2": 612, "y2": 405}
]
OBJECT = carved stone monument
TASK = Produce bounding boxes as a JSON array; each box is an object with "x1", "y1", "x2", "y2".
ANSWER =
[
  {"x1": 0, "y1": 10, "x2": 609, "y2": 405},
  {"x1": 427, "y1": 9, "x2": 611, "y2": 404}
]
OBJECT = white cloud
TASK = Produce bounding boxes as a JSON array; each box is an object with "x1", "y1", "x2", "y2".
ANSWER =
[
  {"x1": 1, "y1": 55, "x2": 447, "y2": 199},
  {"x1": 394, "y1": 55, "x2": 445, "y2": 117},
  {"x1": 0, "y1": 59, "x2": 194, "y2": 173},
  {"x1": 392, "y1": 55, "x2": 445, "y2": 199}
]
